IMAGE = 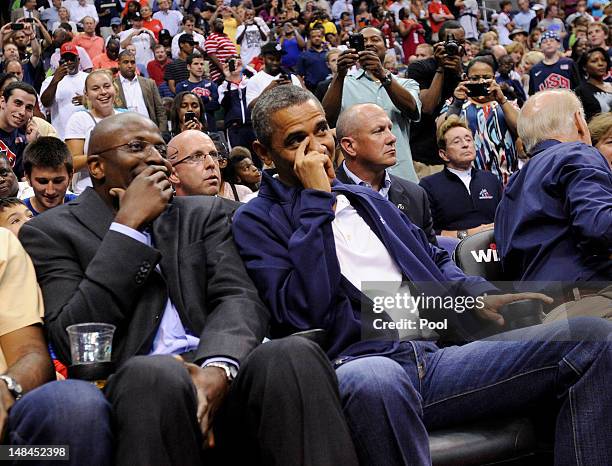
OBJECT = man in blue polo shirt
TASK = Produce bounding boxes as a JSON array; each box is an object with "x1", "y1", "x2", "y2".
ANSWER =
[
  {"x1": 420, "y1": 115, "x2": 501, "y2": 240},
  {"x1": 496, "y1": 89, "x2": 612, "y2": 282},
  {"x1": 297, "y1": 29, "x2": 330, "y2": 93}
]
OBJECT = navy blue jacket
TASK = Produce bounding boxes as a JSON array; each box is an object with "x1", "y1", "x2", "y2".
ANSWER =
[
  {"x1": 232, "y1": 173, "x2": 498, "y2": 359},
  {"x1": 419, "y1": 168, "x2": 502, "y2": 233},
  {"x1": 495, "y1": 140, "x2": 612, "y2": 282}
]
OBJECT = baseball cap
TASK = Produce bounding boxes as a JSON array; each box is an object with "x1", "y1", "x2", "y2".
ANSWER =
[
  {"x1": 159, "y1": 29, "x2": 171, "y2": 39},
  {"x1": 110, "y1": 17, "x2": 121, "y2": 26},
  {"x1": 60, "y1": 43, "x2": 79, "y2": 57},
  {"x1": 178, "y1": 34, "x2": 197, "y2": 45},
  {"x1": 539, "y1": 30, "x2": 561, "y2": 44},
  {"x1": 131, "y1": 11, "x2": 143, "y2": 21},
  {"x1": 260, "y1": 41, "x2": 286, "y2": 56},
  {"x1": 531, "y1": 4, "x2": 544, "y2": 11}
]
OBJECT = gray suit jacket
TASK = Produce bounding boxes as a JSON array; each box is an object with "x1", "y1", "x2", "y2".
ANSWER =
[
  {"x1": 115, "y1": 75, "x2": 168, "y2": 133},
  {"x1": 19, "y1": 189, "x2": 269, "y2": 367},
  {"x1": 336, "y1": 164, "x2": 437, "y2": 245}
]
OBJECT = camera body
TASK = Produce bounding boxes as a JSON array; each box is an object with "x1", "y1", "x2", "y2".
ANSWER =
[
  {"x1": 444, "y1": 33, "x2": 461, "y2": 57},
  {"x1": 184, "y1": 111, "x2": 197, "y2": 122},
  {"x1": 11, "y1": 23, "x2": 24, "y2": 31},
  {"x1": 228, "y1": 58, "x2": 236, "y2": 73},
  {"x1": 465, "y1": 82, "x2": 490, "y2": 97}
]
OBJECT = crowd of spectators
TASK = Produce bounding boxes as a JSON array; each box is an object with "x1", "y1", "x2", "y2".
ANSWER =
[{"x1": 0, "y1": 0, "x2": 610, "y2": 463}]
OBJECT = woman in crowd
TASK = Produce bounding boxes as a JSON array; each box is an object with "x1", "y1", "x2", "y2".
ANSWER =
[
  {"x1": 520, "y1": 50, "x2": 544, "y2": 95},
  {"x1": 527, "y1": 29, "x2": 542, "y2": 50},
  {"x1": 64, "y1": 70, "x2": 123, "y2": 194},
  {"x1": 169, "y1": 91, "x2": 208, "y2": 137},
  {"x1": 280, "y1": 21, "x2": 305, "y2": 70},
  {"x1": 570, "y1": 36, "x2": 589, "y2": 62},
  {"x1": 479, "y1": 31, "x2": 498, "y2": 50},
  {"x1": 398, "y1": 7, "x2": 425, "y2": 63},
  {"x1": 505, "y1": 41, "x2": 525, "y2": 72},
  {"x1": 575, "y1": 47, "x2": 612, "y2": 121},
  {"x1": 215, "y1": 143, "x2": 253, "y2": 202},
  {"x1": 588, "y1": 112, "x2": 612, "y2": 168},
  {"x1": 442, "y1": 55, "x2": 519, "y2": 185},
  {"x1": 51, "y1": 7, "x2": 76, "y2": 33}
]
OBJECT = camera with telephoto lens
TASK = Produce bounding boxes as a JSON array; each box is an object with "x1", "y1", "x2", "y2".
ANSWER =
[{"x1": 444, "y1": 33, "x2": 461, "y2": 57}]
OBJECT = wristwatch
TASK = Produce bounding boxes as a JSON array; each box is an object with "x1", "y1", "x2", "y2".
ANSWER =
[
  {"x1": 381, "y1": 71, "x2": 393, "y2": 88},
  {"x1": 0, "y1": 375, "x2": 22, "y2": 401},
  {"x1": 204, "y1": 362, "x2": 237, "y2": 383},
  {"x1": 457, "y1": 230, "x2": 469, "y2": 240}
]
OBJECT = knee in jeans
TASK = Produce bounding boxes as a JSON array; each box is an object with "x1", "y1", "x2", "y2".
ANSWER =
[
  {"x1": 337, "y1": 356, "x2": 412, "y2": 401},
  {"x1": 566, "y1": 317, "x2": 612, "y2": 341}
]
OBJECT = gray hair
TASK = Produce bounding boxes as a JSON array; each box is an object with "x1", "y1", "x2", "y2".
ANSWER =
[
  {"x1": 518, "y1": 89, "x2": 584, "y2": 153},
  {"x1": 252, "y1": 85, "x2": 322, "y2": 147}
]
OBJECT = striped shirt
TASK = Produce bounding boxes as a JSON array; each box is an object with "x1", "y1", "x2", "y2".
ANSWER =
[{"x1": 204, "y1": 32, "x2": 237, "y2": 82}]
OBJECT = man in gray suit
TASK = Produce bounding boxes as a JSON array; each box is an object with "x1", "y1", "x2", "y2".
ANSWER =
[
  {"x1": 114, "y1": 50, "x2": 168, "y2": 135},
  {"x1": 19, "y1": 112, "x2": 359, "y2": 466},
  {"x1": 10, "y1": 0, "x2": 40, "y2": 23},
  {"x1": 335, "y1": 103, "x2": 437, "y2": 244}
]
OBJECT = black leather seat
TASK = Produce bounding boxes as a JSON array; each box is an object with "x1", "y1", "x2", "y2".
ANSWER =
[{"x1": 426, "y1": 229, "x2": 550, "y2": 466}]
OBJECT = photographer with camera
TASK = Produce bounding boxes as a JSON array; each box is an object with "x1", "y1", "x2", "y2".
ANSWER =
[
  {"x1": 119, "y1": 12, "x2": 156, "y2": 69},
  {"x1": 236, "y1": 9, "x2": 270, "y2": 68},
  {"x1": 322, "y1": 27, "x2": 420, "y2": 183},
  {"x1": 440, "y1": 54, "x2": 519, "y2": 185},
  {"x1": 407, "y1": 21, "x2": 464, "y2": 178}
]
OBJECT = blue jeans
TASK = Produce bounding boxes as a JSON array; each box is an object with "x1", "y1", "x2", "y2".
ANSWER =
[
  {"x1": 335, "y1": 317, "x2": 612, "y2": 466},
  {"x1": 7, "y1": 380, "x2": 113, "y2": 466}
]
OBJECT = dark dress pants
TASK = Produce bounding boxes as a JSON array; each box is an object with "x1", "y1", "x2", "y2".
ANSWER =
[{"x1": 105, "y1": 336, "x2": 359, "y2": 466}]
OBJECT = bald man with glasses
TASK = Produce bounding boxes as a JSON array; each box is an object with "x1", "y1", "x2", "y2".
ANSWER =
[{"x1": 168, "y1": 130, "x2": 224, "y2": 197}]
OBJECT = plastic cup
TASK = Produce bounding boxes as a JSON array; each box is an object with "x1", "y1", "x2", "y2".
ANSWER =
[{"x1": 66, "y1": 323, "x2": 116, "y2": 365}]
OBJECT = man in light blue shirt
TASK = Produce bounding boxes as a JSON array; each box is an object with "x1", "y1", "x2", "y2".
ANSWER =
[
  {"x1": 513, "y1": 0, "x2": 535, "y2": 33},
  {"x1": 322, "y1": 26, "x2": 422, "y2": 183}
]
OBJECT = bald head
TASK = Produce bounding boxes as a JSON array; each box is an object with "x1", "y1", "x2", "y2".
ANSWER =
[
  {"x1": 491, "y1": 44, "x2": 507, "y2": 59},
  {"x1": 336, "y1": 104, "x2": 384, "y2": 143},
  {"x1": 167, "y1": 130, "x2": 214, "y2": 165},
  {"x1": 518, "y1": 90, "x2": 589, "y2": 152},
  {"x1": 89, "y1": 113, "x2": 160, "y2": 156},
  {"x1": 167, "y1": 130, "x2": 220, "y2": 196}
]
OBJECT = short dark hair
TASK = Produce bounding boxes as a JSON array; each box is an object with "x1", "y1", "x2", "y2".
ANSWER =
[
  {"x1": 467, "y1": 53, "x2": 498, "y2": 73},
  {"x1": 252, "y1": 85, "x2": 322, "y2": 147},
  {"x1": 439, "y1": 20, "x2": 463, "y2": 41},
  {"x1": 186, "y1": 52, "x2": 204, "y2": 65},
  {"x1": 118, "y1": 49, "x2": 135, "y2": 61},
  {"x1": 579, "y1": 47, "x2": 612, "y2": 76},
  {"x1": 0, "y1": 197, "x2": 25, "y2": 213},
  {"x1": 2, "y1": 81, "x2": 37, "y2": 103},
  {"x1": 23, "y1": 137, "x2": 73, "y2": 177},
  {"x1": 183, "y1": 14, "x2": 196, "y2": 24}
]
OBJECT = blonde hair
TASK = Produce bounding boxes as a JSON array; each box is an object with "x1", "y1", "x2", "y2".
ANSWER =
[
  {"x1": 437, "y1": 115, "x2": 469, "y2": 151},
  {"x1": 588, "y1": 112, "x2": 612, "y2": 146},
  {"x1": 505, "y1": 41, "x2": 525, "y2": 55},
  {"x1": 83, "y1": 69, "x2": 120, "y2": 110},
  {"x1": 480, "y1": 31, "x2": 498, "y2": 50},
  {"x1": 521, "y1": 50, "x2": 544, "y2": 67}
]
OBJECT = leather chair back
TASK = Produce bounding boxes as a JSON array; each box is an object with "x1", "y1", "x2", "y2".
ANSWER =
[{"x1": 453, "y1": 229, "x2": 503, "y2": 280}]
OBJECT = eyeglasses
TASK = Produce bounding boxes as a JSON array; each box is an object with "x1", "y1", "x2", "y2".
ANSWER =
[
  {"x1": 171, "y1": 150, "x2": 226, "y2": 166},
  {"x1": 97, "y1": 140, "x2": 178, "y2": 159}
]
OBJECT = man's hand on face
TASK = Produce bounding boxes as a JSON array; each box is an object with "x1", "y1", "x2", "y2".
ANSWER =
[
  {"x1": 477, "y1": 293, "x2": 553, "y2": 326},
  {"x1": 357, "y1": 50, "x2": 385, "y2": 80},
  {"x1": 184, "y1": 363, "x2": 229, "y2": 450},
  {"x1": 293, "y1": 136, "x2": 335, "y2": 192},
  {"x1": 337, "y1": 49, "x2": 358, "y2": 77},
  {"x1": 111, "y1": 164, "x2": 173, "y2": 230}
]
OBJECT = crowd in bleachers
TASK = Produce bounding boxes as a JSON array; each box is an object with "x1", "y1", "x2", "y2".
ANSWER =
[{"x1": 0, "y1": 0, "x2": 611, "y2": 464}]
